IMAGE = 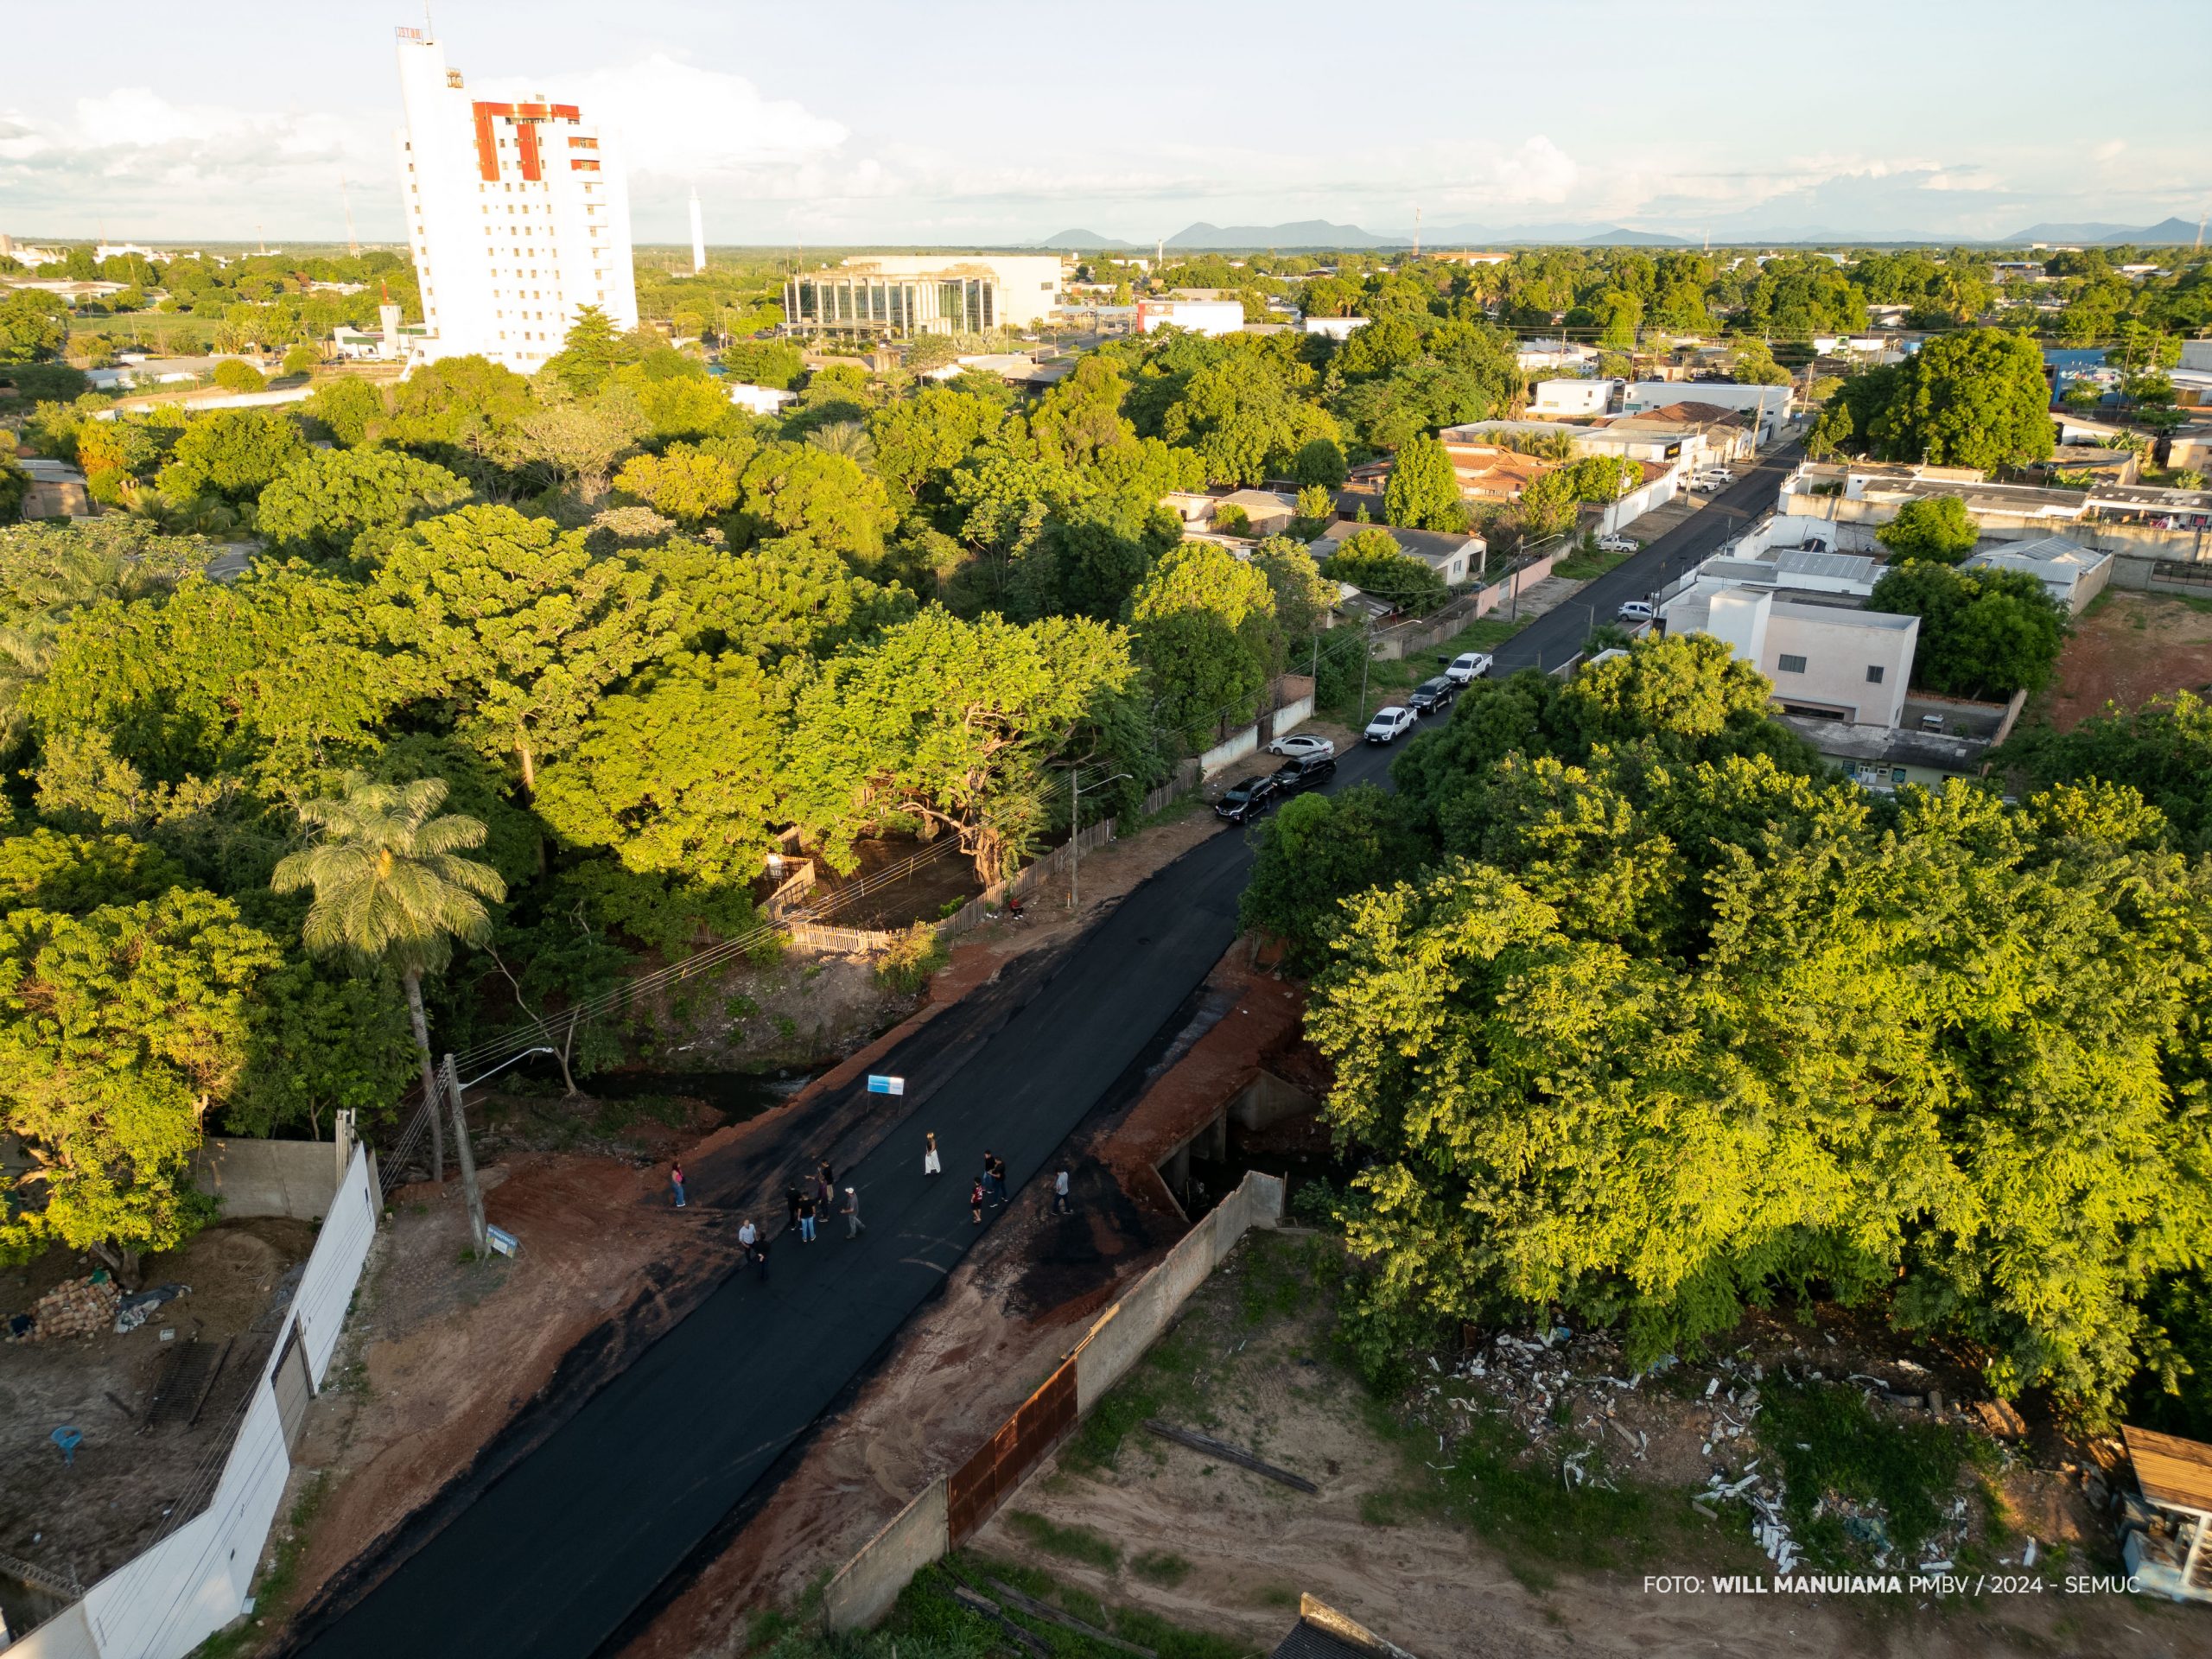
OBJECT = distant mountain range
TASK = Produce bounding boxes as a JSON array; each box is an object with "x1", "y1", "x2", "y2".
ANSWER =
[
  {"x1": 1033, "y1": 229, "x2": 1133, "y2": 249},
  {"x1": 1167, "y1": 219, "x2": 1393, "y2": 249},
  {"x1": 2005, "y1": 215, "x2": 2202, "y2": 245},
  {"x1": 1030, "y1": 213, "x2": 2204, "y2": 254}
]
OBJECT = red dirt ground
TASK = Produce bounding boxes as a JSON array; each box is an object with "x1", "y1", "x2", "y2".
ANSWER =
[{"x1": 2039, "y1": 590, "x2": 2212, "y2": 731}]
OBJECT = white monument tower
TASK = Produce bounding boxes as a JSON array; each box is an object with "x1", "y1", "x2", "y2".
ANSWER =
[{"x1": 689, "y1": 188, "x2": 706, "y2": 275}]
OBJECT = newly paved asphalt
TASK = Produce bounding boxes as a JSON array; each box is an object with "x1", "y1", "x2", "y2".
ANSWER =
[
  {"x1": 296, "y1": 743, "x2": 1400, "y2": 1659},
  {"x1": 1490, "y1": 441, "x2": 1804, "y2": 676}
]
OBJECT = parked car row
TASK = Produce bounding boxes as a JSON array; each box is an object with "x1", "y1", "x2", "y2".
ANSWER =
[{"x1": 1214, "y1": 747, "x2": 1339, "y2": 823}]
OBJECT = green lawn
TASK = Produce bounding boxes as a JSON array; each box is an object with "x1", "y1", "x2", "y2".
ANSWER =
[
  {"x1": 1551, "y1": 545, "x2": 1633, "y2": 582},
  {"x1": 70, "y1": 312, "x2": 218, "y2": 353}
]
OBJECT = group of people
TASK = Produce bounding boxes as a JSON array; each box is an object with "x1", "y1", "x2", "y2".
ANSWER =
[{"x1": 669, "y1": 1132, "x2": 1080, "y2": 1286}]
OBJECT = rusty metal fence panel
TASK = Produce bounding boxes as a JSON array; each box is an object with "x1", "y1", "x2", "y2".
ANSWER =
[{"x1": 944, "y1": 1357, "x2": 1077, "y2": 1545}]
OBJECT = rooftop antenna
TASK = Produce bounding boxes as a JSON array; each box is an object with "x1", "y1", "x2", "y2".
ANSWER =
[{"x1": 341, "y1": 177, "x2": 359, "y2": 257}]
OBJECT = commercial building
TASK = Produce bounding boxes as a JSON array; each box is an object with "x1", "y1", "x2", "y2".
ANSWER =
[
  {"x1": 391, "y1": 26, "x2": 638, "y2": 375},
  {"x1": 785, "y1": 255, "x2": 1065, "y2": 337},
  {"x1": 1302, "y1": 316, "x2": 1369, "y2": 341}
]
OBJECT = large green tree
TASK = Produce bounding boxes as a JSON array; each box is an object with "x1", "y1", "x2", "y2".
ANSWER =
[
  {"x1": 367, "y1": 505, "x2": 673, "y2": 791},
  {"x1": 257, "y1": 447, "x2": 471, "y2": 562},
  {"x1": 1383, "y1": 433, "x2": 1466, "y2": 532},
  {"x1": 156, "y1": 409, "x2": 308, "y2": 508},
  {"x1": 1869, "y1": 560, "x2": 2065, "y2": 699},
  {"x1": 537, "y1": 652, "x2": 791, "y2": 886},
  {"x1": 1303, "y1": 694, "x2": 2212, "y2": 1411},
  {"x1": 0, "y1": 882, "x2": 280, "y2": 1273},
  {"x1": 786, "y1": 607, "x2": 1141, "y2": 880},
  {"x1": 1836, "y1": 329, "x2": 2056, "y2": 472}
]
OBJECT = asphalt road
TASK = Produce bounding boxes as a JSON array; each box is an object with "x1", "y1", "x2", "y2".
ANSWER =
[
  {"x1": 1490, "y1": 441, "x2": 1804, "y2": 676},
  {"x1": 296, "y1": 741, "x2": 1401, "y2": 1659}
]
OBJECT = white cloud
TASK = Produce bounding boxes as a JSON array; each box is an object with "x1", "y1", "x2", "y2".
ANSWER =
[
  {"x1": 1484, "y1": 135, "x2": 1578, "y2": 203},
  {"x1": 476, "y1": 55, "x2": 846, "y2": 181}
]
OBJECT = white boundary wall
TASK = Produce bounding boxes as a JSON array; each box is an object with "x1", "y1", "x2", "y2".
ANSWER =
[{"x1": 17, "y1": 1148, "x2": 378, "y2": 1659}]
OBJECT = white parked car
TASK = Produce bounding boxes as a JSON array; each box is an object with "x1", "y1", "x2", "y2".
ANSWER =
[
  {"x1": 1596, "y1": 535, "x2": 1637, "y2": 555},
  {"x1": 1363, "y1": 706, "x2": 1418, "y2": 745},
  {"x1": 1445, "y1": 651, "x2": 1493, "y2": 684},
  {"x1": 1267, "y1": 732, "x2": 1337, "y2": 760},
  {"x1": 1696, "y1": 468, "x2": 1736, "y2": 487},
  {"x1": 1618, "y1": 600, "x2": 1657, "y2": 624}
]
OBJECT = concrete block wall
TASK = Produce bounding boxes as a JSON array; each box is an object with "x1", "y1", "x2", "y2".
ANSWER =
[
  {"x1": 193, "y1": 1138, "x2": 344, "y2": 1222},
  {"x1": 821, "y1": 1477, "x2": 948, "y2": 1633}
]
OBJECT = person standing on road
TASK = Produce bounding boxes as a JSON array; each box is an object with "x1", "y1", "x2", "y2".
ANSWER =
[
  {"x1": 923, "y1": 1132, "x2": 942, "y2": 1177},
  {"x1": 738, "y1": 1217, "x2": 756, "y2": 1255},
  {"x1": 842, "y1": 1186, "x2": 865, "y2": 1238},
  {"x1": 818, "y1": 1158, "x2": 836, "y2": 1192},
  {"x1": 797, "y1": 1192, "x2": 817, "y2": 1243},
  {"x1": 785, "y1": 1184, "x2": 802, "y2": 1231},
  {"x1": 969, "y1": 1177, "x2": 985, "y2": 1224},
  {"x1": 815, "y1": 1169, "x2": 835, "y2": 1218},
  {"x1": 982, "y1": 1151, "x2": 1006, "y2": 1206},
  {"x1": 670, "y1": 1162, "x2": 686, "y2": 1209},
  {"x1": 753, "y1": 1231, "x2": 771, "y2": 1283},
  {"x1": 1053, "y1": 1166, "x2": 1071, "y2": 1215},
  {"x1": 990, "y1": 1152, "x2": 1009, "y2": 1205}
]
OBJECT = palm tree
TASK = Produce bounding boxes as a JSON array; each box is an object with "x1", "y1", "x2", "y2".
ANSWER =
[
  {"x1": 272, "y1": 775, "x2": 505, "y2": 1181},
  {"x1": 804, "y1": 420, "x2": 874, "y2": 465}
]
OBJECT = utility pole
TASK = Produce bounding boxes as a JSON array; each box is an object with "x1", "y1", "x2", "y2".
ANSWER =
[
  {"x1": 1067, "y1": 767, "x2": 1130, "y2": 912},
  {"x1": 441, "y1": 1054, "x2": 486, "y2": 1256}
]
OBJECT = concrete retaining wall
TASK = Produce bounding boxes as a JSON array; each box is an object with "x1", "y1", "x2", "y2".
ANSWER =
[
  {"x1": 820, "y1": 1168, "x2": 1286, "y2": 1632},
  {"x1": 1198, "y1": 722, "x2": 1258, "y2": 777},
  {"x1": 193, "y1": 1137, "x2": 345, "y2": 1222},
  {"x1": 820, "y1": 1476, "x2": 948, "y2": 1634},
  {"x1": 1074, "y1": 1171, "x2": 1284, "y2": 1412}
]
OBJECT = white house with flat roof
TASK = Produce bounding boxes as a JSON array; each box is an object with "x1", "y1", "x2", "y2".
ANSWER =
[
  {"x1": 1664, "y1": 583, "x2": 1916, "y2": 728},
  {"x1": 1622, "y1": 381, "x2": 1790, "y2": 442},
  {"x1": 1965, "y1": 534, "x2": 2114, "y2": 615}
]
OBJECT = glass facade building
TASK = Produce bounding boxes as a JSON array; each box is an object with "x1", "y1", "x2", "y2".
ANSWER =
[{"x1": 785, "y1": 270, "x2": 1000, "y2": 336}]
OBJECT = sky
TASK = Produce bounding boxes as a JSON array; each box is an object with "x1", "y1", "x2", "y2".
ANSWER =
[{"x1": 3, "y1": 0, "x2": 2208, "y2": 248}]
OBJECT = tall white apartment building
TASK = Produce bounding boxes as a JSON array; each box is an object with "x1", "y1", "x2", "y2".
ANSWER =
[{"x1": 392, "y1": 26, "x2": 638, "y2": 374}]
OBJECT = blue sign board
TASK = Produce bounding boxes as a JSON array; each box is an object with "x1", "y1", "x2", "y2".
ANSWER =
[{"x1": 867, "y1": 1075, "x2": 906, "y2": 1096}]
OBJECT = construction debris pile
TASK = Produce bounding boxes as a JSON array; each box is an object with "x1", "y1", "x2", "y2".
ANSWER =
[
  {"x1": 1417, "y1": 1324, "x2": 1990, "y2": 1577},
  {"x1": 7, "y1": 1274, "x2": 123, "y2": 1342}
]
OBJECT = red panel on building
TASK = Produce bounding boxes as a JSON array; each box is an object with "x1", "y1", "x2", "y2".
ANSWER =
[
  {"x1": 516, "y1": 119, "x2": 543, "y2": 181},
  {"x1": 471, "y1": 102, "x2": 513, "y2": 181}
]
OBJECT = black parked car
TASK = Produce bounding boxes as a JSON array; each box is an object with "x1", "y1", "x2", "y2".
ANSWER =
[
  {"x1": 1214, "y1": 773, "x2": 1281, "y2": 823},
  {"x1": 1409, "y1": 675, "x2": 1458, "y2": 715},
  {"x1": 1271, "y1": 753, "x2": 1338, "y2": 796}
]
